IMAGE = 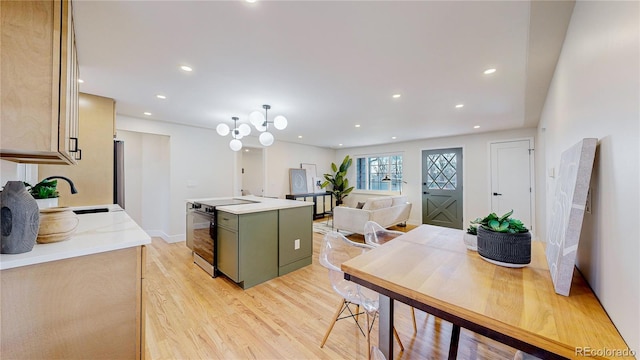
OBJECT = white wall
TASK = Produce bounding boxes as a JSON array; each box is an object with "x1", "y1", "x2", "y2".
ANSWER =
[
  {"x1": 241, "y1": 148, "x2": 263, "y2": 196},
  {"x1": 262, "y1": 140, "x2": 336, "y2": 198},
  {"x1": 537, "y1": 0, "x2": 639, "y2": 351},
  {"x1": 335, "y1": 127, "x2": 537, "y2": 230},
  {"x1": 117, "y1": 116, "x2": 235, "y2": 241},
  {"x1": 1, "y1": 161, "x2": 37, "y2": 187},
  {"x1": 117, "y1": 130, "x2": 171, "y2": 238},
  {"x1": 117, "y1": 115, "x2": 335, "y2": 240}
]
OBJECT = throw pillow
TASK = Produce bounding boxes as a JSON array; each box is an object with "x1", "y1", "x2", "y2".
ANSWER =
[{"x1": 356, "y1": 202, "x2": 365, "y2": 209}]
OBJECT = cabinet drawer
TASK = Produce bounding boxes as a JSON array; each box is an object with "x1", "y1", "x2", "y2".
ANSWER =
[{"x1": 217, "y1": 211, "x2": 238, "y2": 231}]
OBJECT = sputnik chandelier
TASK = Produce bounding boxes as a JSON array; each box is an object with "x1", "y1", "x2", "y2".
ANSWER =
[
  {"x1": 216, "y1": 117, "x2": 251, "y2": 151},
  {"x1": 249, "y1": 104, "x2": 288, "y2": 147},
  {"x1": 216, "y1": 104, "x2": 288, "y2": 151}
]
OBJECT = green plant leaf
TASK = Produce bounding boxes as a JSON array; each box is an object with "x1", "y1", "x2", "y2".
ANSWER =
[
  {"x1": 331, "y1": 163, "x2": 338, "y2": 172},
  {"x1": 488, "y1": 219, "x2": 500, "y2": 230},
  {"x1": 498, "y1": 221, "x2": 510, "y2": 231},
  {"x1": 499, "y1": 209, "x2": 514, "y2": 222}
]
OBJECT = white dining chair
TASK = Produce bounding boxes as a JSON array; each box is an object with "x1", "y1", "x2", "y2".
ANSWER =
[
  {"x1": 319, "y1": 231, "x2": 404, "y2": 358},
  {"x1": 363, "y1": 221, "x2": 418, "y2": 333}
]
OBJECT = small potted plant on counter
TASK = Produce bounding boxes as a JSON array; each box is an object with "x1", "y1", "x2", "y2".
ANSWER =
[
  {"x1": 472, "y1": 209, "x2": 531, "y2": 267},
  {"x1": 24, "y1": 179, "x2": 59, "y2": 209}
]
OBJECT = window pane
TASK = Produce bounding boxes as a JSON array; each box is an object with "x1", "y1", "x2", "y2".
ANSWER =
[{"x1": 355, "y1": 154, "x2": 403, "y2": 191}]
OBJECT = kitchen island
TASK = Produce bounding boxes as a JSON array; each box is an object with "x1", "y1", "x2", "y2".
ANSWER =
[
  {"x1": 186, "y1": 196, "x2": 313, "y2": 289},
  {"x1": 0, "y1": 206, "x2": 150, "y2": 360}
]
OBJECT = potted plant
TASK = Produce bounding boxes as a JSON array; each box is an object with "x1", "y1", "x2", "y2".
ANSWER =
[
  {"x1": 24, "y1": 179, "x2": 59, "y2": 209},
  {"x1": 463, "y1": 223, "x2": 478, "y2": 251},
  {"x1": 472, "y1": 209, "x2": 531, "y2": 267},
  {"x1": 320, "y1": 155, "x2": 355, "y2": 205}
]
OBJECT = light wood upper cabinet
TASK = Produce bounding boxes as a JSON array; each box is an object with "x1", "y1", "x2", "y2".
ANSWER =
[{"x1": 1, "y1": 0, "x2": 80, "y2": 164}]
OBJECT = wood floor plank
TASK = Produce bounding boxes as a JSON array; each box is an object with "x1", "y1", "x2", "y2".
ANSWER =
[{"x1": 144, "y1": 224, "x2": 519, "y2": 359}]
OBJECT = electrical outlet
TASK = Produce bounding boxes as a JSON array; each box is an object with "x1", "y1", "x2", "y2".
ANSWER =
[
  {"x1": 294, "y1": 239, "x2": 300, "y2": 250},
  {"x1": 585, "y1": 187, "x2": 592, "y2": 214}
]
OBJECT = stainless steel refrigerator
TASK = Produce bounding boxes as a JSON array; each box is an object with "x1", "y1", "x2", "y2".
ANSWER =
[{"x1": 114, "y1": 140, "x2": 125, "y2": 208}]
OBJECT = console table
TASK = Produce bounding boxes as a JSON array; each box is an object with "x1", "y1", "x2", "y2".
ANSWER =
[{"x1": 285, "y1": 192, "x2": 333, "y2": 219}]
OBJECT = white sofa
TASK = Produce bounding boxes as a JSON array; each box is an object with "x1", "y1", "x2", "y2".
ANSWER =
[{"x1": 333, "y1": 196, "x2": 412, "y2": 234}]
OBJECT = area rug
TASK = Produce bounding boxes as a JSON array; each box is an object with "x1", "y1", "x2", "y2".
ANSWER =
[{"x1": 312, "y1": 222, "x2": 353, "y2": 236}]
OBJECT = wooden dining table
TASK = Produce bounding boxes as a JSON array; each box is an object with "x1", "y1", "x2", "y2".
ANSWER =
[{"x1": 341, "y1": 225, "x2": 633, "y2": 360}]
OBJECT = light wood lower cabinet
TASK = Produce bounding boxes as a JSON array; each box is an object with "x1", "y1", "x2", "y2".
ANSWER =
[{"x1": 0, "y1": 246, "x2": 146, "y2": 359}]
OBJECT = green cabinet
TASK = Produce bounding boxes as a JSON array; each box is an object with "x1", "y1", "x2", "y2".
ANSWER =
[
  {"x1": 278, "y1": 207, "x2": 313, "y2": 275},
  {"x1": 217, "y1": 210, "x2": 278, "y2": 289},
  {"x1": 216, "y1": 205, "x2": 312, "y2": 289}
]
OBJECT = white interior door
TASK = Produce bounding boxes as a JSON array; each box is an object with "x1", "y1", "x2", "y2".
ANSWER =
[
  {"x1": 241, "y1": 147, "x2": 264, "y2": 196},
  {"x1": 490, "y1": 139, "x2": 534, "y2": 230}
]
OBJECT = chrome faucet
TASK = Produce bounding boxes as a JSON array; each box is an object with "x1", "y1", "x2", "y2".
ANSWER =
[{"x1": 43, "y1": 176, "x2": 78, "y2": 194}]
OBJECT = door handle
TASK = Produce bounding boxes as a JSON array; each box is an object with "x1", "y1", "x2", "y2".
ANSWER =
[
  {"x1": 493, "y1": 192, "x2": 502, "y2": 196},
  {"x1": 423, "y1": 191, "x2": 430, "y2": 195}
]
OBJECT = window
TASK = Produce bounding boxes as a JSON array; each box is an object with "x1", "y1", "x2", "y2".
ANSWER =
[{"x1": 356, "y1": 154, "x2": 403, "y2": 191}]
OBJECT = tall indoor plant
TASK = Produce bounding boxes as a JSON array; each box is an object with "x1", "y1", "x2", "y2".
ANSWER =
[{"x1": 321, "y1": 155, "x2": 355, "y2": 205}]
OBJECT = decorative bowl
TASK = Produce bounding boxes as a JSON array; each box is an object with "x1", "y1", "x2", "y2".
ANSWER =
[{"x1": 37, "y1": 207, "x2": 79, "y2": 244}]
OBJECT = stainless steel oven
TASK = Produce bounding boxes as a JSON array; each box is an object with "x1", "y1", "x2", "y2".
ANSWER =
[{"x1": 186, "y1": 199, "x2": 256, "y2": 277}]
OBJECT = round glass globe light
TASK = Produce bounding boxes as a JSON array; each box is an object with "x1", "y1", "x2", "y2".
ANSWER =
[
  {"x1": 216, "y1": 123, "x2": 230, "y2": 136},
  {"x1": 238, "y1": 123, "x2": 251, "y2": 136},
  {"x1": 229, "y1": 139, "x2": 242, "y2": 151},
  {"x1": 249, "y1": 111, "x2": 265, "y2": 128},
  {"x1": 259, "y1": 131, "x2": 274, "y2": 146},
  {"x1": 273, "y1": 115, "x2": 287, "y2": 130}
]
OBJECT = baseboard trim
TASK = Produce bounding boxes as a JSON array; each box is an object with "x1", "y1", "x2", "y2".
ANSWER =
[{"x1": 145, "y1": 230, "x2": 185, "y2": 243}]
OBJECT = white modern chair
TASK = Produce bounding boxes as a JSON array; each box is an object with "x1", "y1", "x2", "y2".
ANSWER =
[
  {"x1": 371, "y1": 346, "x2": 386, "y2": 360},
  {"x1": 319, "y1": 231, "x2": 404, "y2": 358},
  {"x1": 363, "y1": 221, "x2": 418, "y2": 333}
]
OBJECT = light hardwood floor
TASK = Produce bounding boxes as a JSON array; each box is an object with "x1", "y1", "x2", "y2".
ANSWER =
[{"x1": 145, "y1": 224, "x2": 518, "y2": 359}]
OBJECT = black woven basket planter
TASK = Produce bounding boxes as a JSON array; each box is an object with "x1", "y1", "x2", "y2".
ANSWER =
[{"x1": 477, "y1": 226, "x2": 531, "y2": 267}]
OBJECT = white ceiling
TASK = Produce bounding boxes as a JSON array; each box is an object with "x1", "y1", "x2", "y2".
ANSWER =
[{"x1": 73, "y1": 0, "x2": 574, "y2": 149}]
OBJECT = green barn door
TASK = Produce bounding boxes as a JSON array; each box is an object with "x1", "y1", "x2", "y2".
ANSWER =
[{"x1": 421, "y1": 148, "x2": 463, "y2": 229}]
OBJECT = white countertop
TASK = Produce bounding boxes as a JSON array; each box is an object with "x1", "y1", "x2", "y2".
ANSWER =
[
  {"x1": 187, "y1": 195, "x2": 313, "y2": 214},
  {"x1": 0, "y1": 205, "x2": 151, "y2": 270}
]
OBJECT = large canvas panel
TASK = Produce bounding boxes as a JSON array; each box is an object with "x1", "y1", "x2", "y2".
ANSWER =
[{"x1": 546, "y1": 138, "x2": 597, "y2": 296}]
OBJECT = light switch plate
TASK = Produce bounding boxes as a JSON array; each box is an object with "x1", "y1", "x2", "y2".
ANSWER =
[{"x1": 294, "y1": 239, "x2": 300, "y2": 250}]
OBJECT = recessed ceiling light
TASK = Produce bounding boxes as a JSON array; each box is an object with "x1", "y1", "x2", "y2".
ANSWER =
[
  {"x1": 474, "y1": 125, "x2": 480, "y2": 129},
  {"x1": 455, "y1": 104, "x2": 464, "y2": 108},
  {"x1": 391, "y1": 136, "x2": 397, "y2": 140},
  {"x1": 156, "y1": 94, "x2": 166, "y2": 99},
  {"x1": 244, "y1": 149, "x2": 250, "y2": 152},
  {"x1": 392, "y1": 94, "x2": 401, "y2": 99},
  {"x1": 338, "y1": 144, "x2": 343, "y2": 147},
  {"x1": 246, "y1": 0, "x2": 257, "y2": 3},
  {"x1": 180, "y1": 65, "x2": 193, "y2": 72},
  {"x1": 77, "y1": 79, "x2": 84, "y2": 83},
  {"x1": 144, "y1": 112, "x2": 152, "y2": 116},
  {"x1": 484, "y1": 68, "x2": 496, "y2": 75},
  {"x1": 355, "y1": 124, "x2": 361, "y2": 128},
  {"x1": 298, "y1": 135, "x2": 303, "y2": 139}
]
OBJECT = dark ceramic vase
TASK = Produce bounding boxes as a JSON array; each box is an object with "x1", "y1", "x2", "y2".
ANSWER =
[
  {"x1": 477, "y1": 226, "x2": 531, "y2": 267},
  {"x1": 1, "y1": 181, "x2": 40, "y2": 254}
]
